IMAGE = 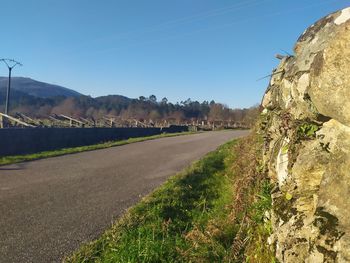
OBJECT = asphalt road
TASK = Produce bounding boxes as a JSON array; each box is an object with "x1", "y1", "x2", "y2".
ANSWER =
[{"x1": 0, "y1": 130, "x2": 248, "y2": 263}]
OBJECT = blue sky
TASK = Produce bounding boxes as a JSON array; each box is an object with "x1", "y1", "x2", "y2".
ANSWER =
[{"x1": 0, "y1": 0, "x2": 348, "y2": 108}]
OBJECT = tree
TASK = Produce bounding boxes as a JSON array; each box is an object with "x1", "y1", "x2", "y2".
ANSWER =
[
  {"x1": 51, "y1": 97, "x2": 82, "y2": 117},
  {"x1": 242, "y1": 105, "x2": 260, "y2": 126},
  {"x1": 149, "y1": 110, "x2": 161, "y2": 121},
  {"x1": 208, "y1": 103, "x2": 225, "y2": 121},
  {"x1": 148, "y1": 95, "x2": 157, "y2": 104}
]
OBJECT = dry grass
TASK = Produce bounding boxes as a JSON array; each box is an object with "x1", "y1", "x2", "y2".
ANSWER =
[{"x1": 227, "y1": 132, "x2": 276, "y2": 262}]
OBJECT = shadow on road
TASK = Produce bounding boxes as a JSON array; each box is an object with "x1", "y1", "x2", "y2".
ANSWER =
[{"x1": 0, "y1": 163, "x2": 27, "y2": 171}]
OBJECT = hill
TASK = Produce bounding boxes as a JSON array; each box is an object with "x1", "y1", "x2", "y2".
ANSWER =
[
  {"x1": 0, "y1": 77, "x2": 258, "y2": 125},
  {"x1": 0, "y1": 77, "x2": 81, "y2": 98}
]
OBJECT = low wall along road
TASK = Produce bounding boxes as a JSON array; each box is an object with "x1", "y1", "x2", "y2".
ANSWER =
[{"x1": 0, "y1": 126, "x2": 188, "y2": 157}]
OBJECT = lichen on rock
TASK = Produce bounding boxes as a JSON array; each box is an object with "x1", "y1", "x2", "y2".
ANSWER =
[{"x1": 260, "y1": 7, "x2": 350, "y2": 263}]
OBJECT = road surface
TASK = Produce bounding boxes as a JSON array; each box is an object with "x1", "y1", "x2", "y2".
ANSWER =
[{"x1": 0, "y1": 130, "x2": 248, "y2": 262}]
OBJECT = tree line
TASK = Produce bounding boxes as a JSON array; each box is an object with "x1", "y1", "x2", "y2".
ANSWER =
[{"x1": 0, "y1": 90, "x2": 259, "y2": 126}]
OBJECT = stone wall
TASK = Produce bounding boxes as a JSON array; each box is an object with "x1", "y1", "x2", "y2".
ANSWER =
[
  {"x1": 260, "y1": 7, "x2": 350, "y2": 262},
  {"x1": 0, "y1": 126, "x2": 188, "y2": 157}
]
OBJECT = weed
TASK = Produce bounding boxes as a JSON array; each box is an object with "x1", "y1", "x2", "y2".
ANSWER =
[
  {"x1": 226, "y1": 132, "x2": 277, "y2": 262},
  {"x1": 297, "y1": 123, "x2": 319, "y2": 138}
]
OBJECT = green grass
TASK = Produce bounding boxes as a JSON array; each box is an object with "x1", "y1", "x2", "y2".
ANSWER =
[
  {"x1": 0, "y1": 132, "x2": 196, "y2": 166},
  {"x1": 65, "y1": 140, "x2": 239, "y2": 263},
  {"x1": 65, "y1": 132, "x2": 276, "y2": 262},
  {"x1": 3, "y1": 127, "x2": 275, "y2": 261},
  {"x1": 244, "y1": 180, "x2": 275, "y2": 262}
]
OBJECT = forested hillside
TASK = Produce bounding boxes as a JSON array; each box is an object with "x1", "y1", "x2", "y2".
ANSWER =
[
  {"x1": 0, "y1": 87, "x2": 258, "y2": 125},
  {"x1": 0, "y1": 77, "x2": 81, "y2": 98}
]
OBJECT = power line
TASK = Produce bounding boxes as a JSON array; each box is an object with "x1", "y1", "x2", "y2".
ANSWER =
[
  {"x1": 93, "y1": 0, "x2": 339, "y2": 54},
  {"x1": 89, "y1": 0, "x2": 271, "y2": 44},
  {"x1": 0, "y1": 58, "x2": 23, "y2": 115}
]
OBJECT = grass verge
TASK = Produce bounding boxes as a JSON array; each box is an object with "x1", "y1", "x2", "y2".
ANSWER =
[
  {"x1": 66, "y1": 132, "x2": 276, "y2": 262},
  {"x1": 228, "y1": 133, "x2": 276, "y2": 262},
  {"x1": 0, "y1": 132, "x2": 196, "y2": 166}
]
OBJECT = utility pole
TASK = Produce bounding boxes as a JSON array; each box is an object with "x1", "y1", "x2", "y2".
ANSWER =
[{"x1": 0, "y1": 59, "x2": 22, "y2": 115}]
